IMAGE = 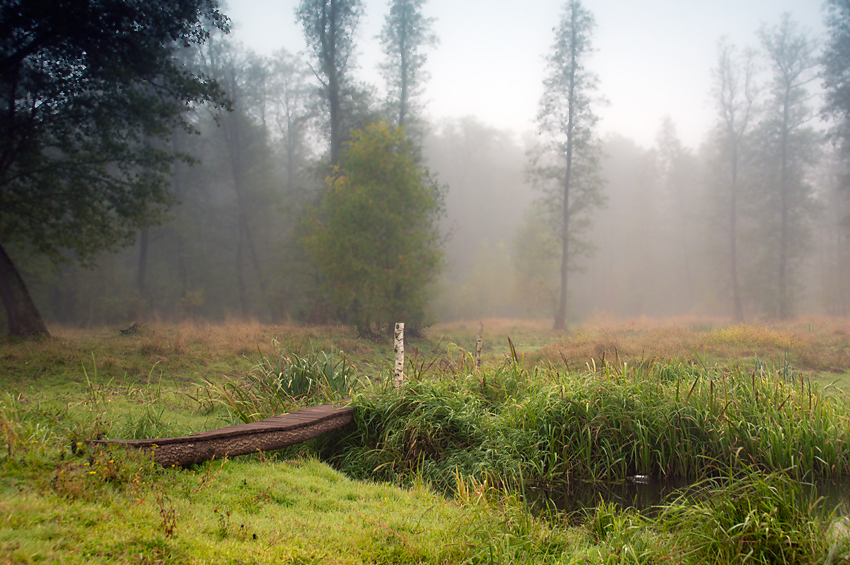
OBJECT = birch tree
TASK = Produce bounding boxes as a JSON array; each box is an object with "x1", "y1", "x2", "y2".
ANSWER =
[{"x1": 530, "y1": 0, "x2": 605, "y2": 330}]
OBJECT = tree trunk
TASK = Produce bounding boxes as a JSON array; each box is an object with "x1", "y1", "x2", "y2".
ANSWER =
[
  {"x1": 555, "y1": 21, "x2": 579, "y2": 332},
  {"x1": 730, "y1": 142, "x2": 744, "y2": 322},
  {"x1": 0, "y1": 243, "x2": 49, "y2": 337},
  {"x1": 730, "y1": 190, "x2": 744, "y2": 322},
  {"x1": 778, "y1": 90, "x2": 791, "y2": 319},
  {"x1": 136, "y1": 227, "x2": 149, "y2": 319},
  {"x1": 326, "y1": 0, "x2": 342, "y2": 166},
  {"x1": 398, "y1": 16, "x2": 408, "y2": 129}
]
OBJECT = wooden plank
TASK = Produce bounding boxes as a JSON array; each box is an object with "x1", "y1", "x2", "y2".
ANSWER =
[{"x1": 87, "y1": 403, "x2": 356, "y2": 467}]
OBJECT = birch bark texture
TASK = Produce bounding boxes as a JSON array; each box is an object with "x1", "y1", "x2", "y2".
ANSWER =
[
  {"x1": 530, "y1": 0, "x2": 605, "y2": 330},
  {"x1": 394, "y1": 322, "x2": 405, "y2": 387},
  {"x1": 475, "y1": 322, "x2": 483, "y2": 370}
]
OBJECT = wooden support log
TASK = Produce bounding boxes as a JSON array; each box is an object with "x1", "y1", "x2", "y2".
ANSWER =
[{"x1": 86, "y1": 403, "x2": 355, "y2": 467}]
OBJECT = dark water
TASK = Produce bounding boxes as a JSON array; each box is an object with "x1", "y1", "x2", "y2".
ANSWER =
[{"x1": 526, "y1": 477, "x2": 850, "y2": 518}]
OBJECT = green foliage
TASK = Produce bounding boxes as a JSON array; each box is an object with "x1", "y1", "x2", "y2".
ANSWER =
[
  {"x1": 657, "y1": 470, "x2": 848, "y2": 565},
  {"x1": 331, "y1": 360, "x2": 850, "y2": 492},
  {"x1": 0, "y1": 0, "x2": 228, "y2": 265},
  {"x1": 305, "y1": 121, "x2": 445, "y2": 333},
  {"x1": 0, "y1": 0, "x2": 229, "y2": 336},
  {"x1": 212, "y1": 343, "x2": 358, "y2": 423},
  {"x1": 379, "y1": 0, "x2": 437, "y2": 133},
  {"x1": 4, "y1": 326, "x2": 850, "y2": 564},
  {"x1": 531, "y1": 0, "x2": 606, "y2": 328}
]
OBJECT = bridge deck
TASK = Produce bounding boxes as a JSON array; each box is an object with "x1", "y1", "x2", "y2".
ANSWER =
[{"x1": 87, "y1": 403, "x2": 355, "y2": 467}]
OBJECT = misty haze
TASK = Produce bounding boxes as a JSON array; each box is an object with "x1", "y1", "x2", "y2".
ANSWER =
[{"x1": 0, "y1": 0, "x2": 838, "y2": 334}]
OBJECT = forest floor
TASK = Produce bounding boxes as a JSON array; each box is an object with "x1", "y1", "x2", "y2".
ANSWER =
[{"x1": 3, "y1": 316, "x2": 850, "y2": 563}]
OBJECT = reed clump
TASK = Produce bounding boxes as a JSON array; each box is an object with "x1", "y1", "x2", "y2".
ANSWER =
[
  {"x1": 329, "y1": 358, "x2": 850, "y2": 492},
  {"x1": 655, "y1": 469, "x2": 846, "y2": 564},
  {"x1": 209, "y1": 342, "x2": 358, "y2": 422}
]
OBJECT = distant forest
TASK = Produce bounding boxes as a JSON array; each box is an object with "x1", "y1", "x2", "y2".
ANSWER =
[{"x1": 4, "y1": 0, "x2": 850, "y2": 334}]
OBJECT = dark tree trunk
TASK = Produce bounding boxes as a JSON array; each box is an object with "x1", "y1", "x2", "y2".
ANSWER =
[
  {"x1": 778, "y1": 90, "x2": 791, "y2": 319},
  {"x1": 136, "y1": 227, "x2": 149, "y2": 318},
  {"x1": 555, "y1": 17, "x2": 579, "y2": 332},
  {"x1": 0, "y1": 243, "x2": 49, "y2": 337},
  {"x1": 729, "y1": 139, "x2": 744, "y2": 322}
]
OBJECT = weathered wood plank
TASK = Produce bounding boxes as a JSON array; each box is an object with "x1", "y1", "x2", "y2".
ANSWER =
[{"x1": 87, "y1": 403, "x2": 355, "y2": 467}]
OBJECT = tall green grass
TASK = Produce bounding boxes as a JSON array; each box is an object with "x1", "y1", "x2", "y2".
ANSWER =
[
  {"x1": 210, "y1": 343, "x2": 358, "y2": 422},
  {"x1": 327, "y1": 359, "x2": 850, "y2": 492},
  {"x1": 655, "y1": 469, "x2": 848, "y2": 564}
]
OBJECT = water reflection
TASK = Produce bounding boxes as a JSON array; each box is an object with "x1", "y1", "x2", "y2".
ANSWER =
[{"x1": 528, "y1": 477, "x2": 850, "y2": 518}]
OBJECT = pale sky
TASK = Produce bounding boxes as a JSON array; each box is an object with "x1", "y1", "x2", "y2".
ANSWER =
[{"x1": 222, "y1": 0, "x2": 826, "y2": 149}]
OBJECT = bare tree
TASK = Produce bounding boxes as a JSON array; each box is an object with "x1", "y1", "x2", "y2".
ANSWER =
[
  {"x1": 269, "y1": 50, "x2": 314, "y2": 191},
  {"x1": 711, "y1": 38, "x2": 759, "y2": 321}
]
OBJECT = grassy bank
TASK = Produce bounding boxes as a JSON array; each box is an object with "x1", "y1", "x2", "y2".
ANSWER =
[
  {"x1": 3, "y1": 319, "x2": 850, "y2": 563},
  {"x1": 326, "y1": 358, "x2": 850, "y2": 493}
]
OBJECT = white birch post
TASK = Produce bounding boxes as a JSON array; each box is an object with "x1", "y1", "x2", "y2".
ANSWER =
[
  {"x1": 393, "y1": 322, "x2": 404, "y2": 388},
  {"x1": 475, "y1": 322, "x2": 483, "y2": 371}
]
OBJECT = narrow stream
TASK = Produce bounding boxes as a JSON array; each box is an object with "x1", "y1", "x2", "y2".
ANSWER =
[{"x1": 527, "y1": 477, "x2": 850, "y2": 517}]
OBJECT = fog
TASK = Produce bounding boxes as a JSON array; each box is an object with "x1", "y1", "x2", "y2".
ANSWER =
[{"x1": 5, "y1": 0, "x2": 846, "y2": 332}]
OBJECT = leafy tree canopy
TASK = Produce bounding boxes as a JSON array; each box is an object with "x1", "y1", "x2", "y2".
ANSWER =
[
  {"x1": 823, "y1": 0, "x2": 850, "y2": 154},
  {"x1": 305, "y1": 121, "x2": 444, "y2": 334},
  {"x1": 0, "y1": 0, "x2": 229, "y2": 336},
  {"x1": 0, "y1": 0, "x2": 229, "y2": 265},
  {"x1": 379, "y1": 0, "x2": 437, "y2": 133}
]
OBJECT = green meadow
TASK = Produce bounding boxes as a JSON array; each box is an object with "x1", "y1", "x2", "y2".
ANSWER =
[{"x1": 4, "y1": 318, "x2": 850, "y2": 564}]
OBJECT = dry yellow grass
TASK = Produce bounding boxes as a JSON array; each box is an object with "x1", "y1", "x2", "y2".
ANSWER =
[
  {"x1": 6, "y1": 316, "x2": 850, "y2": 388},
  {"x1": 1, "y1": 321, "x2": 371, "y2": 387},
  {"x1": 518, "y1": 315, "x2": 850, "y2": 377}
]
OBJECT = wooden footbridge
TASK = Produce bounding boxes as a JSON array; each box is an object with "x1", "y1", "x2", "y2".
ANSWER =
[{"x1": 87, "y1": 403, "x2": 355, "y2": 467}]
